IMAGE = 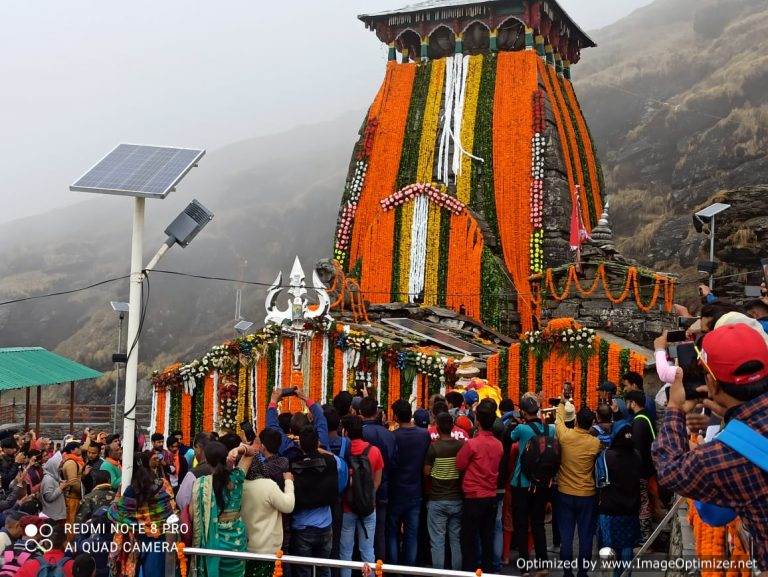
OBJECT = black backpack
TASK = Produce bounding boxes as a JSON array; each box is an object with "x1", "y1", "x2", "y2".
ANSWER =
[
  {"x1": 498, "y1": 419, "x2": 519, "y2": 489},
  {"x1": 291, "y1": 454, "x2": 339, "y2": 511},
  {"x1": 348, "y1": 446, "x2": 375, "y2": 517},
  {"x1": 520, "y1": 422, "x2": 561, "y2": 487}
]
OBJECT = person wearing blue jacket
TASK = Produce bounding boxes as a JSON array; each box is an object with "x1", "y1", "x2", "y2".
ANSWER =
[
  {"x1": 509, "y1": 394, "x2": 556, "y2": 565},
  {"x1": 746, "y1": 299, "x2": 768, "y2": 334},
  {"x1": 266, "y1": 387, "x2": 330, "y2": 460}
]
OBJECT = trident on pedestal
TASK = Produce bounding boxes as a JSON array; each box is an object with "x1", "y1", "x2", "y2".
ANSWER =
[{"x1": 264, "y1": 256, "x2": 331, "y2": 371}]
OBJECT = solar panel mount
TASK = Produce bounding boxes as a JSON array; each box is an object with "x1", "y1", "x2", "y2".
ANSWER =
[
  {"x1": 70, "y1": 143, "x2": 205, "y2": 199},
  {"x1": 380, "y1": 318, "x2": 491, "y2": 356}
]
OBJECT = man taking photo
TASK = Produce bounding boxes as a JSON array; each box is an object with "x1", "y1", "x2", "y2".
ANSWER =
[{"x1": 653, "y1": 323, "x2": 768, "y2": 571}]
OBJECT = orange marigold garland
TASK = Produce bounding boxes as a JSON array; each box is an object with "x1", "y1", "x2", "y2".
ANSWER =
[
  {"x1": 388, "y1": 363, "x2": 401, "y2": 420},
  {"x1": 350, "y1": 62, "x2": 416, "y2": 266},
  {"x1": 486, "y1": 353, "x2": 500, "y2": 391},
  {"x1": 180, "y1": 393, "x2": 192, "y2": 445},
  {"x1": 493, "y1": 51, "x2": 539, "y2": 331},
  {"x1": 607, "y1": 344, "x2": 622, "y2": 384},
  {"x1": 537, "y1": 58, "x2": 579, "y2": 226},
  {"x1": 256, "y1": 357, "x2": 268, "y2": 430},
  {"x1": 562, "y1": 80, "x2": 603, "y2": 221},
  {"x1": 202, "y1": 373, "x2": 214, "y2": 433},
  {"x1": 155, "y1": 387, "x2": 167, "y2": 435},
  {"x1": 309, "y1": 335, "x2": 324, "y2": 403},
  {"x1": 446, "y1": 212, "x2": 483, "y2": 321},
  {"x1": 507, "y1": 345, "x2": 520, "y2": 405},
  {"x1": 543, "y1": 62, "x2": 589, "y2": 233},
  {"x1": 333, "y1": 348, "x2": 345, "y2": 397}
]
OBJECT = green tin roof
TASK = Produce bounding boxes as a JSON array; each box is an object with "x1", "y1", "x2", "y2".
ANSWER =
[{"x1": 0, "y1": 347, "x2": 102, "y2": 391}]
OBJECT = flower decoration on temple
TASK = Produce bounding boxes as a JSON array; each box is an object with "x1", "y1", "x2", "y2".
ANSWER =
[
  {"x1": 218, "y1": 379, "x2": 239, "y2": 430},
  {"x1": 379, "y1": 183, "x2": 465, "y2": 215},
  {"x1": 522, "y1": 317, "x2": 597, "y2": 361},
  {"x1": 150, "y1": 363, "x2": 183, "y2": 391},
  {"x1": 529, "y1": 90, "x2": 546, "y2": 274},
  {"x1": 413, "y1": 350, "x2": 449, "y2": 380}
]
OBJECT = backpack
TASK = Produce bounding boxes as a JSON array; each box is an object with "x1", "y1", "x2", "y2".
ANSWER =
[
  {"x1": 498, "y1": 420, "x2": 519, "y2": 488},
  {"x1": 332, "y1": 454, "x2": 349, "y2": 495},
  {"x1": 348, "y1": 446, "x2": 375, "y2": 517},
  {"x1": 32, "y1": 556, "x2": 71, "y2": 577},
  {"x1": 291, "y1": 454, "x2": 339, "y2": 511},
  {"x1": 0, "y1": 549, "x2": 33, "y2": 576},
  {"x1": 520, "y1": 422, "x2": 561, "y2": 487}
]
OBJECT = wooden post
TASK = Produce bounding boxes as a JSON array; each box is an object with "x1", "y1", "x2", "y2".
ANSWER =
[
  {"x1": 35, "y1": 386, "x2": 41, "y2": 435},
  {"x1": 69, "y1": 382, "x2": 75, "y2": 434},
  {"x1": 24, "y1": 388, "x2": 30, "y2": 431}
]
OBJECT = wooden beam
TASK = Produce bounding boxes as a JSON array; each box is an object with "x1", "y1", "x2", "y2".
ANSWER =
[
  {"x1": 24, "y1": 388, "x2": 30, "y2": 431},
  {"x1": 69, "y1": 382, "x2": 75, "y2": 434},
  {"x1": 35, "y1": 386, "x2": 41, "y2": 434}
]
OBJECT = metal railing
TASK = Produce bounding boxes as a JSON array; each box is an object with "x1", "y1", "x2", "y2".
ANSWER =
[{"x1": 183, "y1": 548, "x2": 516, "y2": 577}]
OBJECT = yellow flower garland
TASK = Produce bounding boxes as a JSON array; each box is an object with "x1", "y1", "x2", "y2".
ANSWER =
[
  {"x1": 457, "y1": 55, "x2": 483, "y2": 204},
  {"x1": 236, "y1": 365, "x2": 247, "y2": 435},
  {"x1": 422, "y1": 202, "x2": 441, "y2": 305}
]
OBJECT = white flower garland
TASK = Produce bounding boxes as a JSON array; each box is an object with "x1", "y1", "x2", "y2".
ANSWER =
[
  {"x1": 376, "y1": 358, "x2": 383, "y2": 407},
  {"x1": 275, "y1": 342, "x2": 282, "y2": 390},
  {"x1": 408, "y1": 194, "x2": 429, "y2": 302},
  {"x1": 321, "y1": 335, "x2": 330, "y2": 405},
  {"x1": 452, "y1": 54, "x2": 470, "y2": 175},
  {"x1": 249, "y1": 363, "x2": 257, "y2": 429},
  {"x1": 342, "y1": 348, "x2": 350, "y2": 391},
  {"x1": 437, "y1": 56, "x2": 456, "y2": 184},
  {"x1": 162, "y1": 388, "x2": 171, "y2": 439},
  {"x1": 149, "y1": 388, "x2": 157, "y2": 434}
]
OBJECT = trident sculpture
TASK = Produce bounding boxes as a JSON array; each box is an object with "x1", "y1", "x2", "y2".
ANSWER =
[{"x1": 264, "y1": 256, "x2": 331, "y2": 371}]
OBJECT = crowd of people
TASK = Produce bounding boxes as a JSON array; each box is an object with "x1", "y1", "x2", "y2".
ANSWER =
[{"x1": 0, "y1": 288, "x2": 765, "y2": 577}]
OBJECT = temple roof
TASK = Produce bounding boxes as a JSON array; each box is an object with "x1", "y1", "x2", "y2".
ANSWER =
[{"x1": 359, "y1": 0, "x2": 596, "y2": 48}]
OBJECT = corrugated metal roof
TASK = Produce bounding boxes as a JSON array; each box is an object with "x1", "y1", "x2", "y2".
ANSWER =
[
  {"x1": 0, "y1": 348, "x2": 102, "y2": 390},
  {"x1": 360, "y1": 0, "x2": 501, "y2": 16}
]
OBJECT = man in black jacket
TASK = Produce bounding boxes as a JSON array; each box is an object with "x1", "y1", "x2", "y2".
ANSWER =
[
  {"x1": 290, "y1": 426, "x2": 339, "y2": 577},
  {"x1": 625, "y1": 390, "x2": 655, "y2": 542},
  {"x1": 0, "y1": 438, "x2": 20, "y2": 492}
]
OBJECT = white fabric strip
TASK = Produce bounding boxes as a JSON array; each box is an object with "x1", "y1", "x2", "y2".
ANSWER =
[{"x1": 408, "y1": 194, "x2": 429, "y2": 302}]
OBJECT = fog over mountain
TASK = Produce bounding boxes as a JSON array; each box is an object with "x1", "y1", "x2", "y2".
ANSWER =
[{"x1": 0, "y1": 0, "x2": 651, "y2": 224}]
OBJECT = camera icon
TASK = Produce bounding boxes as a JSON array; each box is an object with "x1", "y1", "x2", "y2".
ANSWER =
[{"x1": 24, "y1": 523, "x2": 53, "y2": 553}]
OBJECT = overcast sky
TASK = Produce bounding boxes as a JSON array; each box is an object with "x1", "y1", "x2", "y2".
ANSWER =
[{"x1": 0, "y1": 0, "x2": 652, "y2": 224}]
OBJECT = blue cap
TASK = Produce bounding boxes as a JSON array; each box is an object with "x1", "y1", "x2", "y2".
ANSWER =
[
  {"x1": 464, "y1": 389, "x2": 479, "y2": 406},
  {"x1": 413, "y1": 409, "x2": 430, "y2": 428}
]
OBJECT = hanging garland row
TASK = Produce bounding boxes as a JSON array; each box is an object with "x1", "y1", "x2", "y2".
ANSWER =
[{"x1": 538, "y1": 264, "x2": 677, "y2": 312}]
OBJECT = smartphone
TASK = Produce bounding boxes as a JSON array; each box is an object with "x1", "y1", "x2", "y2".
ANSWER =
[
  {"x1": 666, "y1": 330, "x2": 688, "y2": 343},
  {"x1": 745, "y1": 285, "x2": 763, "y2": 298},
  {"x1": 280, "y1": 387, "x2": 298, "y2": 398},
  {"x1": 548, "y1": 398, "x2": 561, "y2": 408},
  {"x1": 241, "y1": 420, "x2": 256, "y2": 443},
  {"x1": 678, "y1": 316, "x2": 699, "y2": 330},
  {"x1": 676, "y1": 343, "x2": 707, "y2": 400}
]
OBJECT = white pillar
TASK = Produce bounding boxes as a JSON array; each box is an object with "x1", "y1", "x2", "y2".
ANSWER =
[{"x1": 121, "y1": 197, "x2": 145, "y2": 492}]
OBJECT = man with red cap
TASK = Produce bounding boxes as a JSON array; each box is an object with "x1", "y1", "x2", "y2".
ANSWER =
[{"x1": 652, "y1": 323, "x2": 768, "y2": 571}]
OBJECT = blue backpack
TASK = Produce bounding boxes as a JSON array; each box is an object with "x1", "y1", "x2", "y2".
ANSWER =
[
  {"x1": 32, "y1": 556, "x2": 71, "y2": 577},
  {"x1": 695, "y1": 419, "x2": 768, "y2": 527}
]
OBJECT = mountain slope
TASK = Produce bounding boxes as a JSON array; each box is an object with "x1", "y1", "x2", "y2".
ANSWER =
[
  {"x1": 0, "y1": 112, "x2": 363, "y2": 398},
  {"x1": 574, "y1": 0, "x2": 768, "y2": 296}
]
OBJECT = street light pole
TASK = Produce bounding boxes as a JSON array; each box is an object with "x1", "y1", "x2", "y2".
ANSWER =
[
  {"x1": 121, "y1": 197, "x2": 145, "y2": 493},
  {"x1": 113, "y1": 312, "x2": 124, "y2": 433}
]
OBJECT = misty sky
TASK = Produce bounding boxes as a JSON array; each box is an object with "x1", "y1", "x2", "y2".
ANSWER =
[{"x1": 0, "y1": 0, "x2": 652, "y2": 224}]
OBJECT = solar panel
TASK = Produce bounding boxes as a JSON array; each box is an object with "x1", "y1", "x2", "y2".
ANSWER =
[
  {"x1": 380, "y1": 318, "x2": 491, "y2": 355},
  {"x1": 70, "y1": 144, "x2": 205, "y2": 199}
]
